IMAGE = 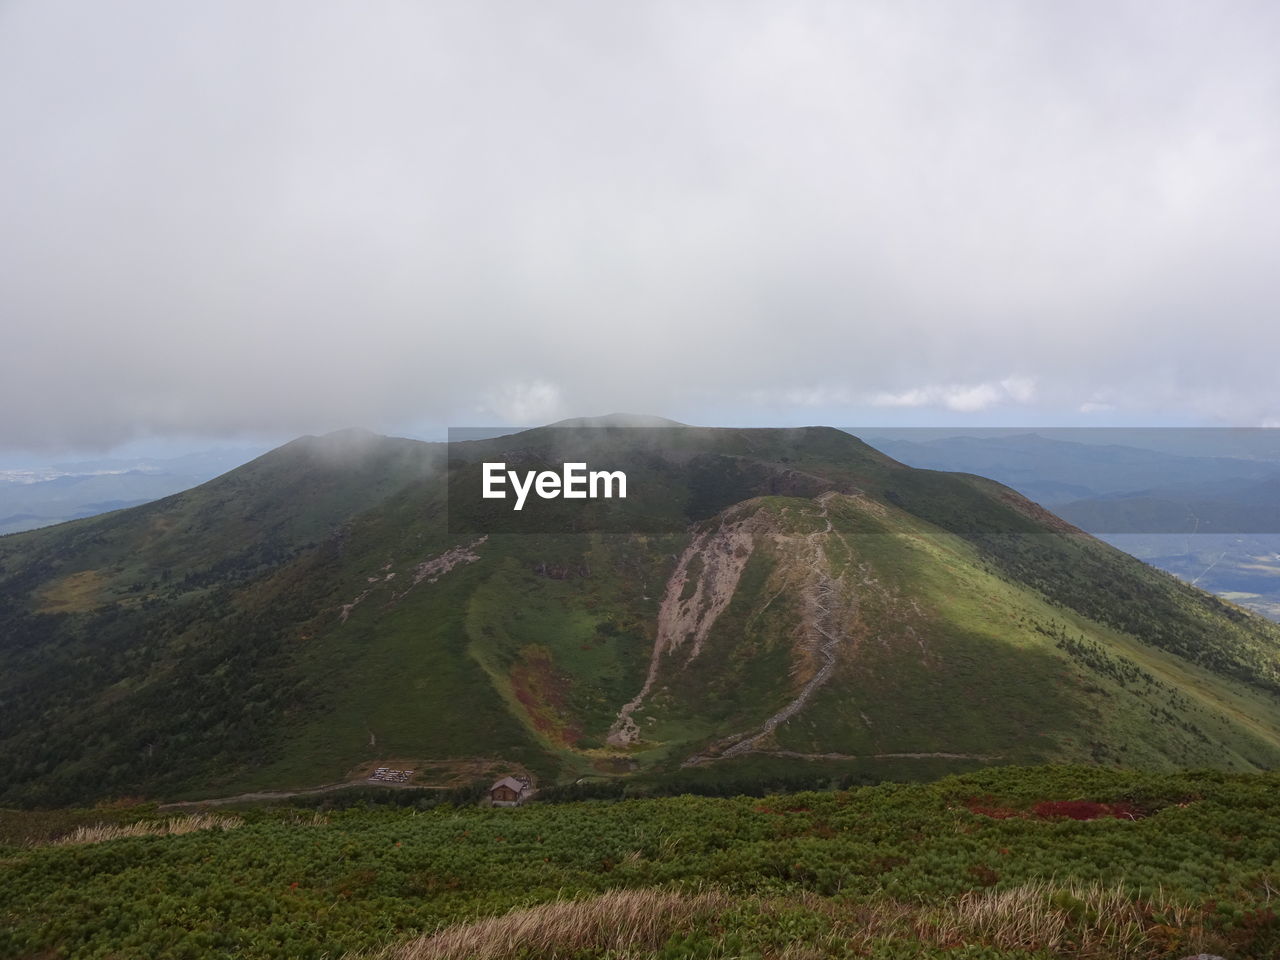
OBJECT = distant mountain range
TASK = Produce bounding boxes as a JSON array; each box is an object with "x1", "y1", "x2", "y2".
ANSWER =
[
  {"x1": 3, "y1": 420, "x2": 1280, "y2": 807},
  {"x1": 862, "y1": 431, "x2": 1280, "y2": 506},
  {"x1": 0, "y1": 449, "x2": 265, "y2": 535},
  {"x1": 863, "y1": 430, "x2": 1280, "y2": 620}
]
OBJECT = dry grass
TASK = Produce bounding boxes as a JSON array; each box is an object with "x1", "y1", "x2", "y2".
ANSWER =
[
  {"x1": 50, "y1": 813, "x2": 243, "y2": 846},
  {"x1": 355, "y1": 880, "x2": 1215, "y2": 960},
  {"x1": 363, "y1": 888, "x2": 735, "y2": 960},
  {"x1": 924, "y1": 880, "x2": 1209, "y2": 958},
  {"x1": 35, "y1": 569, "x2": 108, "y2": 613}
]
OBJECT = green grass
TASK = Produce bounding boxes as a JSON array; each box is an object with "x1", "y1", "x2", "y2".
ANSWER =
[{"x1": 3, "y1": 765, "x2": 1280, "y2": 959}]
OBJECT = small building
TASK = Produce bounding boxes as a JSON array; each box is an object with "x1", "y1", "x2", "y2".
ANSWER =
[{"x1": 489, "y1": 776, "x2": 530, "y2": 806}]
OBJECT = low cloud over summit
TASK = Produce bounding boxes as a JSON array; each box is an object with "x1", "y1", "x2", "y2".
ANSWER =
[{"x1": 3, "y1": 1, "x2": 1279, "y2": 450}]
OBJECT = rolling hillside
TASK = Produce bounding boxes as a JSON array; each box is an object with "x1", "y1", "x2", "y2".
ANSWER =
[
  {"x1": 864, "y1": 430, "x2": 1280, "y2": 621},
  {"x1": 3, "y1": 419, "x2": 1280, "y2": 806}
]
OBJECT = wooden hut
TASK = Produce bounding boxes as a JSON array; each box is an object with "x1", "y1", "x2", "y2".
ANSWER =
[{"x1": 489, "y1": 776, "x2": 529, "y2": 806}]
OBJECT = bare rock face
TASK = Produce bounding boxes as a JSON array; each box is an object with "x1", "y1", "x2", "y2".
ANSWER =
[{"x1": 606, "y1": 502, "x2": 769, "y2": 747}]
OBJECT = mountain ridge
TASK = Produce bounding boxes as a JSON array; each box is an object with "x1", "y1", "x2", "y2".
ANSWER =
[{"x1": 3, "y1": 421, "x2": 1280, "y2": 806}]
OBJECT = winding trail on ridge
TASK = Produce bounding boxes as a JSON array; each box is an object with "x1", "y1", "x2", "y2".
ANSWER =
[
  {"x1": 157, "y1": 777, "x2": 427, "y2": 809},
  {"x1": 607, "y1": 510, "x2": 762, "y2": 747},
  {"x1": 684, "y1": 493, "x2": 849, "y2": 766}
]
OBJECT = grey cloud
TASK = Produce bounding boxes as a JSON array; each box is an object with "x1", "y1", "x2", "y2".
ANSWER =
[{"x1": 2, "y1": 0, "x2": 1279, "y2": 451}]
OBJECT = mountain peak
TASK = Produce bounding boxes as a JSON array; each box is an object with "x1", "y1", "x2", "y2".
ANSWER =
[{"x1": 544, "y1": 413, "x2": 688, "y2": 429}]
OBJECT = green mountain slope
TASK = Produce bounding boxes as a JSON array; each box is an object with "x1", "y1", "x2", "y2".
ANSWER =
[{"x1": 2, "y1": 421, "x2": 1280, "y2": 806}]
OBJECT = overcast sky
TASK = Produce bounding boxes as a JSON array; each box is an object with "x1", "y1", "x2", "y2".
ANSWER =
[{"x1": 3, "y1": 1, "x2": 1279, "y2": 454}]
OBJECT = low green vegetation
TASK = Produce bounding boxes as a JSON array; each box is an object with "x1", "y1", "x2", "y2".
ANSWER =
[
  {"x1": 2, "y1": 766, "x2": 1279, "y2": 959},
  {"x1": 5, "y1": 423, "x2": 1280, "y2": 807}
]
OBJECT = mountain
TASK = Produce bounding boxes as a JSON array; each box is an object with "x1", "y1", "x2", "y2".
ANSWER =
[
  {"x1": 1051, "y1": 473, "x2": 1280, "y2": 534},
  {"x1": 863, "y1": 431, "x2": 1280, "y2": 621},
  {"x1": 1054, "y1": 470, "x2": 1280, "y2": 622},
  {"x1": 3, "y1": 420, "x2": 1280, "y2": 807},
  {"x1": 863, "y1": 431, "x2": 1279, "y2": 506}
]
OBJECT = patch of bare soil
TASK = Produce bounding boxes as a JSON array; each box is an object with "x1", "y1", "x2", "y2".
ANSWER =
[
  {"x1": 607, "y1": 504, "x2": 771, "y2": 746},
  {"x1": 684, "y1": 493, "x2": 851, "y2": 764},
  {"x1": 338, "y1": 537, "x2": 488, "y2": 621},
  {"x1": 407, "y1": 536, "x2": 488, "y2": 587}
]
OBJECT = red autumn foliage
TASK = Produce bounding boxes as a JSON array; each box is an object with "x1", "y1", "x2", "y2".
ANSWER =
[
  {"x1": 752, "y1": 804, "x2": 812, "y2": 815},
  {"x1": 964, "y1": 796, "x2": 1147, "y2": 821},
  {"x1": 965, "y1": 797, "x2": 1021, "y2": 819},
  {"x1": 1032, "y1": 800, "x2": 1144, "y2": 820}
]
